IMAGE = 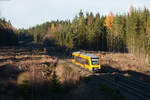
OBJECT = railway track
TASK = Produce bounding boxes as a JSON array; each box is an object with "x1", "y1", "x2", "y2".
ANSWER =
[
  {"x1": 65, "y1": 59, "x2": 150, "y2": 100},
  {"x1": 99, "y1": 74, "x2": 150, "y2": 100},
  {"x1": 0, "y1": 65, "x2": 7, "y2": 71}
]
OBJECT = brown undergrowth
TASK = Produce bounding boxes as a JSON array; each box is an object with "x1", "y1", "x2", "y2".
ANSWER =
[{"x1": 55, "y1": 62, "x2": 81, "y2": 88}]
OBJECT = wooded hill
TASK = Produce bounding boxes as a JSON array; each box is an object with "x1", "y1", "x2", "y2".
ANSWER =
[{"x1": 0, "y1": 18, "x2": 18, "y2": 46}]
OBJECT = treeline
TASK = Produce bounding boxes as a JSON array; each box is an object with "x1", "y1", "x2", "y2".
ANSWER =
[
  {"x1": 0, "y1": 18, "x2": 18, "y2": 46},
  {"x1": 53, "y1": 8, "x2": 150, "y2": 63},
  {"x1": 126, "y1": 8, "x2": 150, "y2": 63},
  {"x1": 18, "y1": 21, "x2": 70, "y2": 45},
  {"x1": 14, "y1": 7, "x2": 150, "y2": 63}
]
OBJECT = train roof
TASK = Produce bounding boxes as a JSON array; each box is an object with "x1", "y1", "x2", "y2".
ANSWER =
[{"x1": 73, "y1": 51, "x2": 99, "y2": 58}]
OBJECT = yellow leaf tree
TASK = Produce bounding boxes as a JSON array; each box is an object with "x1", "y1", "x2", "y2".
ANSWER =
[
  {"x1": 51, "y1": 23, "x2": 55, "y2": 32},
  {"x1": 104, "y1": 12, "x2": 114, "y2": 30},
  {"x1": 104, "y1": 11, "x2": 114, "y2": 51}
]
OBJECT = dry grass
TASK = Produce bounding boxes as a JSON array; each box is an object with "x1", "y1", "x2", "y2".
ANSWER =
[
  {"x1": 55, "y1": 62, "x2": 81, "y2": 87},
  {"x1": 3, "y1": 47, "x2": 149, "y2": 99},
  {"x1": 17, "y1": 72, "x2": 30, "y2": 85},
  {"x1": 0, "y1": 47, "x2": 59, "y2": 99},
  {"x1": 101, "y1": 53, "x2": 150, "y2": 74}
]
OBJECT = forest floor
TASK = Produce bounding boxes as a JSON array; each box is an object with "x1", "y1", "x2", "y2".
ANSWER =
[{"x1": 0, "y1": 46, "x2": 149, "y2": 100}]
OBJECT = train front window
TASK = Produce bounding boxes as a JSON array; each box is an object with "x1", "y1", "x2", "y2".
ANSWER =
[{"x1": 91, "y1": 58, "x2": 99, "y2": 65}]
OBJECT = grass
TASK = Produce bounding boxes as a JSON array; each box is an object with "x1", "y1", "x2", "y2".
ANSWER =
[
  {"x1": 17, "y1": 72, "x2": 30, "y2": 85},
  {"x1": 16, "y1": 60, "x2": 81, "y2": 99},
  {"x1": 0, "y1": 47, "x2": 133, "y2": 100},
  {"x1": 17, "y1": 72, "x2": 31, "y2": 100},
  {"x1": 19, "y1": 80, "x2": 31, "y2": 100},
  {"x1": 62, "y1": 63, "x2": 73, "y2": 71},
  {"x1": 101, "y1": 53, "x2": 150, "y2": 74},
  {"x1": 99, "y1": 83, "x2": 125, "y2": 100},
  {"x1": 49, "y1": 71, "x2": 63, "y2": 93},
  {"x1": 50, "y1": 65, "x2": 55, "y2": 69},
  {"x1": 55, "y1": 62, "x2": 81, "y2": 88}
]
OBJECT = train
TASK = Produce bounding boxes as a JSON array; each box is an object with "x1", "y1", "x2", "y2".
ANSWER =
[{"x1": 72, "y1": 51, "x2": 101, "y2": 72}]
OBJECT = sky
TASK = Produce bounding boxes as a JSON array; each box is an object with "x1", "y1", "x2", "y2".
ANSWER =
[{"x1": 0, "y1": 0, "x2": 150, "y2": 29}]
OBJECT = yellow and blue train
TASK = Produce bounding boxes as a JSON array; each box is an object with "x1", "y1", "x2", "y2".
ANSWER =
[{"x1": 72, "y1": 52, "x2": 101, "y2": 71}]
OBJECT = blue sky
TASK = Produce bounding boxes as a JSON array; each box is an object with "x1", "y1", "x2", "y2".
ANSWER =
[{"x1": 0, "y1": 0, "x2": 150, "y2": 29}]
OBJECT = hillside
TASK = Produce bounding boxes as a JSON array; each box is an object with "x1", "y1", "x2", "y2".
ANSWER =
[{"x1": 0, "y1": 18, "x2": 18, "y2": 46}]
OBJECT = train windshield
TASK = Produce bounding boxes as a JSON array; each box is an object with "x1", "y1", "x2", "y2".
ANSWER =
[{"x1": 91, "y1": 58, "x2": 99, "y2": 65}]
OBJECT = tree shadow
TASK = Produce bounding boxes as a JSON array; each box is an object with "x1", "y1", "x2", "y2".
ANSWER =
[
  {"x1": 0, "y1": 64, "x2": 23, "y2": 100},
  {"x1": 101, "y1": 64, "x2": 150, "y2": 84}
]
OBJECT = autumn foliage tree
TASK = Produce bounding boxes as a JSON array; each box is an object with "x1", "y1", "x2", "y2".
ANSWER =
[
  {"x1": 105, "y1": 11, "x2": 114, "y2": 51},
  {"x1": 104, "y1": 11, "x2": 114, "y2": 30}
]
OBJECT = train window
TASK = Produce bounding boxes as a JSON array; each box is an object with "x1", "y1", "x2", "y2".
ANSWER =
[
  {"x1": 80, "y1": 57, "x2": 84, "y2": 64},
  {"x1": 76, "y1": 56, "x2": 81, "y2": 63},
  {"x1": 78, "y1": 57, "x2": 81, "y2": 63},
  {"x1": 75, "y1": 56, "x2": 85, "y2": 64},
  {"x1": 91, "y1": 58, "x2": 99, "y2": 65},
  {"x1": 74, "y1": 56, "x2": 90, "y2": 65},
  {"x1": 85, "y1": 59, "x2": 89, "y2": 65},
  {"x1": 75, "y1": 56, "x2": 78, "y2": 62}
]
